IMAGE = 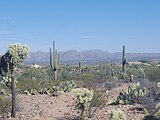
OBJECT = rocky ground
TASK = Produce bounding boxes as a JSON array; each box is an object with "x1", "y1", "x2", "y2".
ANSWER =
[{"x1": 4, "y1": 84, "x2": 146, "y2": 120}]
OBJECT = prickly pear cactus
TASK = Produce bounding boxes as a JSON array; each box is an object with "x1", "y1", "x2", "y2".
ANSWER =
[
  {"x1": 24, "y1": 89, "x2": 38, "y2": 95},
  {"x1": 60, "y1": 80, "x2": 76, "y2": 92},
  {"x1": 115, "y1": 82, "x2": 147, "y2": 104}
]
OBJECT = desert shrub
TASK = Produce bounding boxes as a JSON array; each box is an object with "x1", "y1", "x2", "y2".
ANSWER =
[
  {"x1": 104, "y1": 80, "x2": 122, "y2": 90},
  {"x1": 136, "y1": 79, "x2": 160, "y2": 114},
  {"x1": 90, "y1": 90, "x2": 106, "y2": 108},
  {"x1": 0, "y1": 96, "x2": 11, "y2": 118},
  {"x1": 143, "y1": 103, "x2": 160, "y2": 120},
  {"x1": 17, "y1": 78, "x2": 62, "y2": 93},
  {"x1": 154, "y1": 103, "x2": 160, "y2": 119},
  {"x1": 108, "y1": 108, "x2": 125, "y2": 120},
  {"x1": 76, "y1": 73, "x2": 94, "y2": 88},
  {"x1": 138, "y1": 59, "x2": 150, "y2": 64},
  {"x1": 16, "y1": 79, "x2": 43, "y2": 92},
  {"x1": 24, "y1": 80, "x2": 76, "y2": 95},
  {"x1": 88, "y1": 90, "x2": 106, "y2": 118},
  {"x1": 15, "y1": 97, "x2": 22, "y2": 112},
  {"x1": 143, "y1": 115, "x2": 159, "y2": 120},
  {"x1": 146, "y1": 67, "x2": 160, "y2": 82},
  {"x1": 17, "y1": 67, "x2": 49, "y2": 81}
]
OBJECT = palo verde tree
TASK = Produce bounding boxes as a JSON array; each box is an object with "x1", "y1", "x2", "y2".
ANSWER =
[{"x1": 0, "y1": 43, "x2": 29, "y2": 117}]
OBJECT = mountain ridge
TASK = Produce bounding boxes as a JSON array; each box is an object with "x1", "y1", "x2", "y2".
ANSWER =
[{"x1": 24, "y1": 49, "x2": 160, "y2": 65}]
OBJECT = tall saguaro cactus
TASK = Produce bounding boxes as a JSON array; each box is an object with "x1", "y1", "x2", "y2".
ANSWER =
[
  {"x1": 50, "y1": 41, "x2": 60, "y2": 80},
  {"x1": 122, "y1": 45, "x2": 126, "y2": 77}
]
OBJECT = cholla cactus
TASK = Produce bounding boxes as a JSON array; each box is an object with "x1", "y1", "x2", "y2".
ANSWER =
[
  {"x1": 4, "y1": 43, "x2": 29, "y2": 117},
  {"x1": 74, "y1": 88, "x2": 94, "y2": 117},
  {"x1": 0, "y1": 89, "x2": 6, "y2": 96},
  {"x1": 108, "y1": 108, "x2": 125, "y2": 120},
  {"x1": 157, "y1": 82, "x2": 160, "y2": 88},
  {"x1": 8, "y1": 44, "x2": 29, "y2": 67}
]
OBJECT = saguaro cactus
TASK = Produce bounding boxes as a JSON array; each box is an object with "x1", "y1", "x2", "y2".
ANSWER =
[
  {"x1": 50, "y1": 41, "x2": 60, "y2": 80},
  {"x1": 79, "y1": 61, "x2": 81, "y2": 69},
  {"x1": 122, "y1": 45, "x2": 126, "y2": 77}
]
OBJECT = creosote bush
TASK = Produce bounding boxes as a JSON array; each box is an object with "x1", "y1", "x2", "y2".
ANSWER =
[
  {"x1": 24, "y1": 80, "x2": 76, "y2": 95},
  {"x1": 0, "y1": 96, "x2": 11, "y2": 118}
]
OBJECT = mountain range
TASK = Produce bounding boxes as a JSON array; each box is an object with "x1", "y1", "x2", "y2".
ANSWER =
[{"x1": 24, "y1": 49, "x2": 160, "y2": 65}]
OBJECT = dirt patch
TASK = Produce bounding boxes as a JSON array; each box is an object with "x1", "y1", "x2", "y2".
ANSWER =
[
  {"x1": 5, "y1": 84, "x2": 146, "y2": 120},
  {"x1": 6, "y1": 92, "x2": 77, "y2": 120}
]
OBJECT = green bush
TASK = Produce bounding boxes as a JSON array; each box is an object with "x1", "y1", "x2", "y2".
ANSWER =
[
  {"x1": 88, "y1": 90, "x2": 106, "y2": 118},
  {"x1": 0, "y1": 96, "x2": 11, "y2": 118},
  {"x1": 17, "y1": 68, "x2": 49, "y2": 81},
  {"x1": 23, "y1": 80, "x2": 76, "y2": 95},
  {"x1": 17, "y1": 79, "x2": 43, "y2": 92},
  {"x1": 146, "y1": 67, "x2": 160, "y2": 82}
]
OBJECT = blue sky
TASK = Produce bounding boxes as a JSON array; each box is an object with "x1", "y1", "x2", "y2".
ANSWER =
[{"x1": 0, "y1": 0, "x2": 160, "y2": 53}]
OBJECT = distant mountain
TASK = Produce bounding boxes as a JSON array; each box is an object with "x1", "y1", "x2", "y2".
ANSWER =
[{"x1": 24, "y1": 50, "x2": 160, "y2": 65}]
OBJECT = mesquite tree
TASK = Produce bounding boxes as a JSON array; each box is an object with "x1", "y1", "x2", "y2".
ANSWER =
[{"x1": 0, "y1": 43, "x2": 29, "y2": 117}]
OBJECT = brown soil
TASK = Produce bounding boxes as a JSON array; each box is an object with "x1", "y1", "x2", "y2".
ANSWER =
[{"x1": 5, "y1": 84, "x2": 145, "y2": 120}]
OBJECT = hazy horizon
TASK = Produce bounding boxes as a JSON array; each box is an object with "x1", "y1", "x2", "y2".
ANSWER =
[
  {"x1": 25, "y1": 49, "x2": 160, "y2": 54},
  {"x1": 0, "y1": 0, "x2": 160, "y2": 53}
]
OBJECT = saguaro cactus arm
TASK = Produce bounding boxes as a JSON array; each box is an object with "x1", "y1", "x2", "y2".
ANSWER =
[{"x1": 50, "y1": 48, "x2": 53, "y2": 70}]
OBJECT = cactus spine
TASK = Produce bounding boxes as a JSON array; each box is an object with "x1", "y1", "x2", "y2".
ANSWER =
[
  {"x1": 122, "y1": 45, "x2": 126, "y2": 77},
  {"x1": 50, "y1": 41, "x2": 60, "y2": 80}
]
